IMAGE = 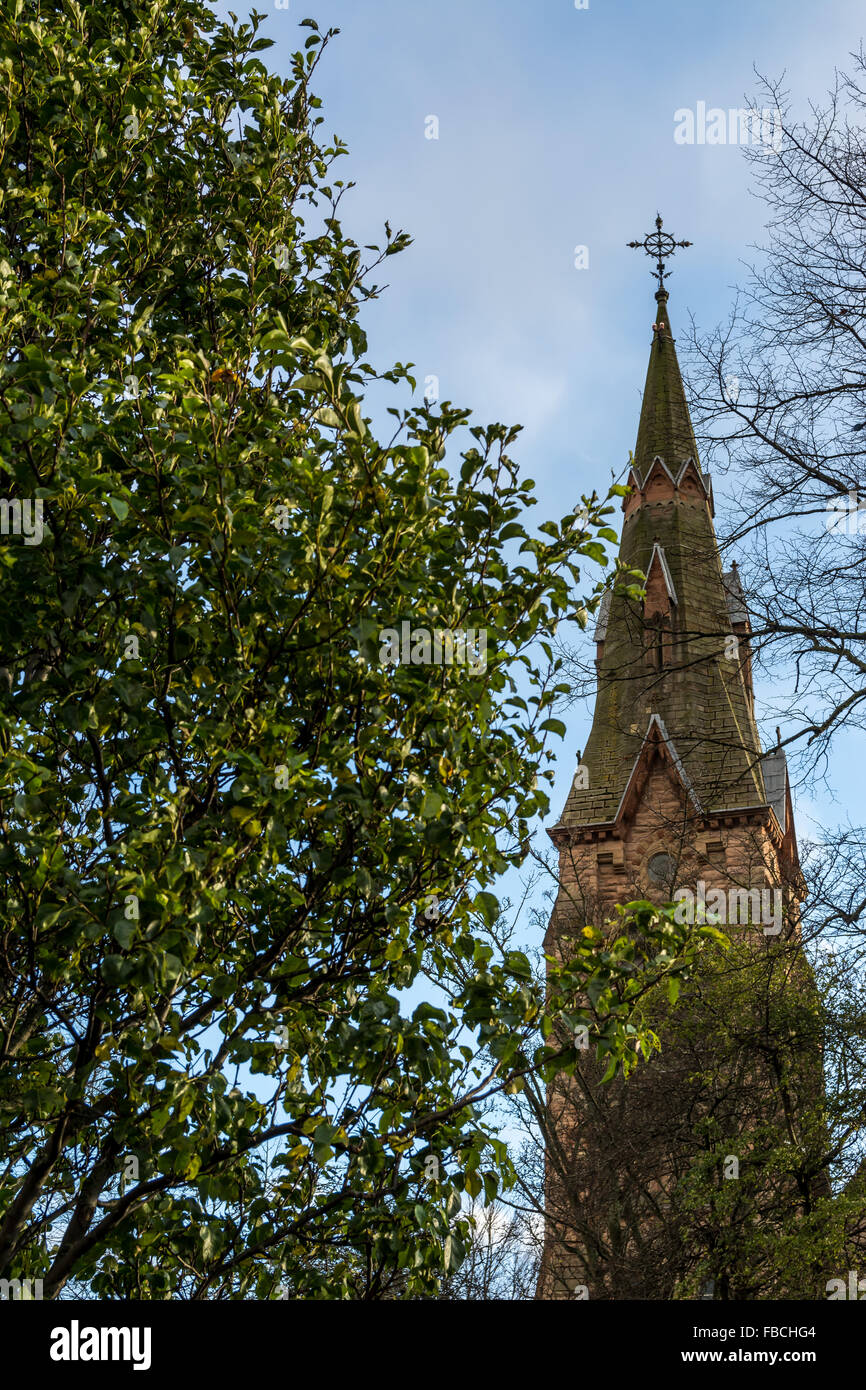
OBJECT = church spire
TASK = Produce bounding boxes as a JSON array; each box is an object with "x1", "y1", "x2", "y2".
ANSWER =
[
  {"x1": 554, "y1": 255, "x2": 772, "y2": 833},
  {"x1": 632, "y1": 288, "x2": 701, "y2": 479},
  {"x1": 539, "y1": 228, "x2": 810, "y2": 1305},
  {"x1": 626, "y1": 216, "x2": 699, "y2": 477}
]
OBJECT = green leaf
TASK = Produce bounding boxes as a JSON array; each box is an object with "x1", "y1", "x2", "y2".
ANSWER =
[
  {"x1": 474, "y1": 892, "x2": 500, "y2": 926},
  {"x1": 113, "y1": 920, "x2": 135, "y2": 949}
]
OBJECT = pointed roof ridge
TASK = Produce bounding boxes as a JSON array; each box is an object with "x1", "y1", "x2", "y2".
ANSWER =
[
  {"x1": 644, "y1": 454, "x2": 677, "y2": 485},
  {"x1": 633, "y1": 289, "x2": 700, "y2": 477},
  {"x1": 551, "y1": 713, "x2": 703, "y2": 835},
  {"x1": 638, "y1": 713, "x2": 702, "y2": 814},
  {"x1": 609, "y1": 714, "x2": 703, "y2": 825},
  {"x1": 675, "y1": 456, "x2": 708, "y2": 486},
  {"x1": 648, "y1": 542, "x2": 678, "y2": 605}
]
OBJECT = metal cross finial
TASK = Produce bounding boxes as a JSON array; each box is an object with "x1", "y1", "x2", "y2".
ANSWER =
[{"x1": 627, "y1": 214, "x2": 692, "y2": 292}]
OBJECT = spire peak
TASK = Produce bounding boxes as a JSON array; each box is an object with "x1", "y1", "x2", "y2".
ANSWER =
[{"x1": 631, "y1": 240, "x2": 697, "y2": 477}]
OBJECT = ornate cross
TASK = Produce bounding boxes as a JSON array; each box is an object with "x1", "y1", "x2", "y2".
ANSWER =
[{"x1": 627, "y1": 214, "x2": 692, "y2": 291}]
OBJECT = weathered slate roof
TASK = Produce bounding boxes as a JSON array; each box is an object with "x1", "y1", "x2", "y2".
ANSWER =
[{"x1": 558, "y1": 289, "x2": 767, "y2": 829}]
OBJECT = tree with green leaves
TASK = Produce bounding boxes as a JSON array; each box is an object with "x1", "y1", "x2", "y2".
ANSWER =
[{"x1": 0, "y1": 0, "x2": 716, "y2": 1299}]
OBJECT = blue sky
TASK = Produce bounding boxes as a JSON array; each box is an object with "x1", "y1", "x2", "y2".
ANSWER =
[{"x1": 222, "y1": 0, "x2": 866, "y2": 865}]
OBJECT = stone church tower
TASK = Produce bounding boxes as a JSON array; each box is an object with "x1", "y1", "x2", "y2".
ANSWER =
[{"x1": 536, "y1": 260, "x2": 810, "y2": 1299}]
